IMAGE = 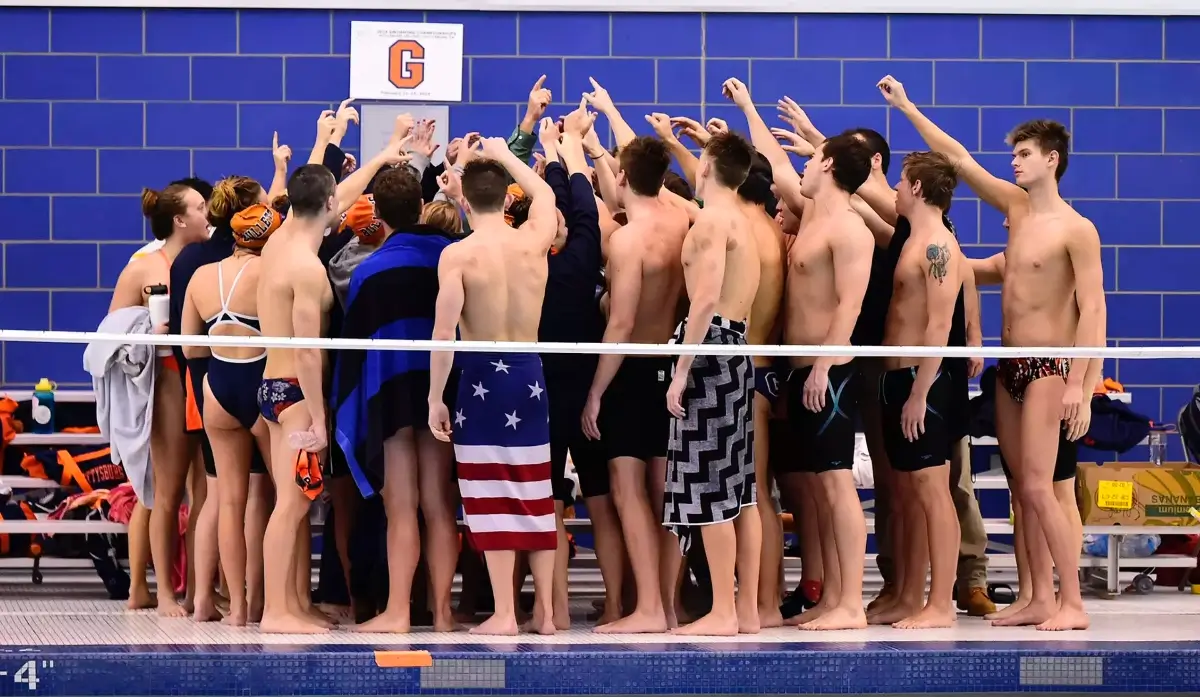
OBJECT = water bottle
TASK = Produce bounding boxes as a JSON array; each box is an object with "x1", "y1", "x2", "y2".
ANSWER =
[
  {"x1": 146, "y1": 284, "x2": 169, "y2": 327},
  {"x1": 1149, "y1": 426, "x2": 1168, "y2": 467},
  {"x1": 31, "y1": 378, "x2": 55, "y2": 435}
]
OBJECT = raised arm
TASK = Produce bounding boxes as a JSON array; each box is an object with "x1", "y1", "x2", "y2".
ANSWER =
[
  {"x1": 850, "y1": 195, "x2": 895, "y2": 248},
  {"x1": 722, "y1": 78, "x2": 808, "y2": 218},
  {"x1": 267, "y1": 132, "x2": 291, "y2": 203},
  {"x1": 482, "y1": 137, "x2": 557, "y2": 250},
  {"x1": 878, "y1": 76, "x2": 1027, "y2": 217},
  {"x1": 336, "y1": 114, "x2": 413, "y2": 215},
  {"x1": 427, "y1": 249, "x2": 465, "y2": 442},
  {"x1": 582, "y1": 231, "x2": 643, "y2": 440},
  {"x1": 962, "y1": 259, "x2": 984, "y2": 379},
  {"x1": 646, "y1": 113, "x2": 701, "y2": 187},
  {"x1": 292, "y1": 263, "x2": 331, "y2": 429},
  {"x1": 856, "y1": 176, "x2": 899, "y2": 228},
  {"x1": 583, "y1": 77, "x2": 637, "y2": 150},
  {"x1": 1064, "y1": 220, "x2": 1106, "y2": 416}
]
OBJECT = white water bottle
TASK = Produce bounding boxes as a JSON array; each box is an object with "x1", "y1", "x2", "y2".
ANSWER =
[{"x1": 146, "y1": 284, "x2": 169, "y2": 326}]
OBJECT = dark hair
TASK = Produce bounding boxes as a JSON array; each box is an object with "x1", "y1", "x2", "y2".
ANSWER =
[
  {"x1": 901, "y1": 151, "x2": 957, "y2": 212},
  {"x1": 208, "y1": 176, "x2": 263, "y2": 228},
  {"x1": 508, "y1": 197, "x2": 532, "y2": 228},
  {"x1": 372, "y1": 166, "x2": 423, "y2": 230},
  {"x1": 842, "y1": 128, "x2": 890, "y2": 176},
  {"x1": 1007, "y1": 119, "x2": 1070, "y2": 181},
  {"x1": 461, "y1": 159, "x2": 509, "y2": 214},
  {"x1": 618, "y1": 136, "x2": 670, "y2": 197},
  {"x1": 141, "y1": 185, "x2": 193, "y2": 241},
  {"x1": 703, "y1": 132, "x2": 753, "y2": 190},
  {"x1": 663, "y1": 171, "x2": 694, "y2": 201},
  {"x1": 737, "y1": 151, "x2": 774, "y2": 207},
  {"x1": 287, "y1": 164, "x2": 337, "y2": 218},
  {"x1": 171, "y1": 176, "x2": 214, "y2": 202},
  {"x1": 820, "y1": 134, "x2": 873, "y2": 193}
]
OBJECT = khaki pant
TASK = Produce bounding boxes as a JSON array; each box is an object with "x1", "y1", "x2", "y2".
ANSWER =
[{"x1": 871, "y1": 436, "x2": 989, "y2": 590}]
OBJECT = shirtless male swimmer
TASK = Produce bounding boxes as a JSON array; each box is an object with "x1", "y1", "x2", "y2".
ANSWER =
[{"x1": 881, "y1": 74, "x2": 1103, "y2": 632}]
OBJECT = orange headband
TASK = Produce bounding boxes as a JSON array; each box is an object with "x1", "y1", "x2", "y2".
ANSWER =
[{"x1": 230, "y1": 205, "x2": 281, "y2": 250}]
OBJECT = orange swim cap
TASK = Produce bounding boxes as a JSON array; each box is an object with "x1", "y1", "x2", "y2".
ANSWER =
[
  {"x1": 340, "y1": 194, "x2": 385, "y2": 246},
  {"x1": 230, "y1": 204, "x2": 281, "y2": 250}
]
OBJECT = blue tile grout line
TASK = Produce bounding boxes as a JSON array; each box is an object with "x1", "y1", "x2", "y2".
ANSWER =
[{"x1": 0, "y1": 642, "x2": 1199, "y2": 695}]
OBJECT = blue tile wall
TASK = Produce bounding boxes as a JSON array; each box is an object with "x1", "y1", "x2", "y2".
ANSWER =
[{"x1": 0, "y1": 10, "x2": 1196, "y2": 430}]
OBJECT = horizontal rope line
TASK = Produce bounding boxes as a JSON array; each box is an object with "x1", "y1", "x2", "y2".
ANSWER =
[{"x1": 0, "y1": 329, "x2": 1190, "y2": 359}]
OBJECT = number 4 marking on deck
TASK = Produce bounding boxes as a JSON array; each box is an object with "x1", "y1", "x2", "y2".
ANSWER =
[{"x1": 14, "y1": 660, "x2": 48, "y2": 690}]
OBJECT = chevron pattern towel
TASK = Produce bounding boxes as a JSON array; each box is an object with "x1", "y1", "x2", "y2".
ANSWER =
[{"x1": 664, "y1": 316, "x2": 757, "y2": 554}]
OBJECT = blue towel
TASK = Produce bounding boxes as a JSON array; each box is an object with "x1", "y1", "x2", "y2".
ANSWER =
[{"x1": 333, "y1": 224, "x2": 456, "y2": 498}]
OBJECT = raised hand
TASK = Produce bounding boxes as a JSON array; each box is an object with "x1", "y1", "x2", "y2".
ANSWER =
[
  {"x1": 342, "y1": 153, "x2": 357, "y2": 178},
  {"x1": 438, "y1": 168, "x2": 462, "y2": 199},
  {"x1": 645, "y1": 113, "x2": 676, "y2": 142},
  {"x1": 532, "y1": 152, "x2": 548, "y2": 177},
  {"x1": 581, "y1": 126, "x2": 606, "y2": 159},
  {"x1": 877, "y1": 75, "x2": 911, "y2": 109},
  {"x1": 777, "y1": 96, "x2": 814, "y2": 132},
  {"x1": 527, "y1": 75, "x2": 553, "y2": 120},
  {"x1": 446, "y1": 137, "x2": 463, "y2": 166},
  {"x1": 394, "y1": 112, "x2": 415, "y2": 140},
  {"x1": 706, "y1": 118, "x2": 729, "y2": 137},
  {"x1": 272, "y1": 131, "x2": 292, "y2": 169},
  {"x1": 316, "y1": 109, "x2": 337, "y2": 140},
  {"x1": 670, "y1": 116, "x2": 710, "y2": 146},
  {"x1": 771, "y1": 127, "x2": 814, "y2": 157},
  {"x1": 410, "y1": 119, "x2": 439, "y2": 158},
  {"x1": 335, "y1": 98, "x2": 359, "y2": 130},
  {"x1": 583, "y1": 76, "x2": 615, "y2": 114},
  {"x1": 721, "y1": 77, "x2": 752, "y2": 108},
  {"x1": 457, "y1": 132, "x2": 482, "y2": 166},
  {"x1": 539, "y1": 116, "x2": 562, "y2": 151},
  {"x1": 478, "y1": 136, "x2": 510, "y2": 160},
  {"x1": 564, "y1": 97, "x2": 594, "y2": 136}
]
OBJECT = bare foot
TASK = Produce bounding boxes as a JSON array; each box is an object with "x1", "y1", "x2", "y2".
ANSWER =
[
  {"x1": 157, "y1": 598, "x2": 189, "y2": 618},
  {"x1": 868, "y1": 600, "x2": 920, "y2": 626},
  {"x1": 1036, "y1": 606, "x2": 1090, "y2": 632},
  {"x1": 788, "y1": 601, "x2": 830, "y2": 626},
  {"x1": 552, "y1": 612, "x2": 571, "y2": 631},
  {"x1": 986, "y1": 596, "x2": 1031, "y2": 621},
  {"x1": 182, "y1": 598, "x2": 195, "y2": 614},
  {"x1": 249, "y1": 603, "x2": 264, "y2": 624},
  {"x1": 304, "y1": 605, "x2": 336, "y2": 628},
  {"x1": 192, "y1": 596, "x2": 223, "y2": 623},
  {"x1": 758, "y1": 604, "x2": 784, "y2": 629},
  {"x1": 261, "y1": 611, "x2": 331, "y2": 635},
  {"x1": 802, "y1": 606, "x2": 868, "y2": 631},
  {"x1": 865, "y1": 587, "x2": 894, "y2": 614},
  {"x1": 593, "y1": 610, "x2": 623, "y2": 627},
  {"x1": 356, "y1": 610, "x2": 411, "y2": 633},
  {"x1": 594, "y1": 609, "x2": 669, "y2": 634},
  {"x1": 471, "y1": 613, "x2": 519, "y2": 636},
  {"x1": 737, "y1": 601, "x2": 761, "y2": 634},
  {"x1": 990, "y1": 600, "x2": 1056, "y2": 627},
  {"x1": 527, "y1": 615, "x2": 556, "y2": 636},
  {"x1": 222, "y1": 607, "x2": 249, "y2": 627},
  {"x1": 665, "y1": 606, "x2": 681, "y2": 630},
  {"x1": 433, "y1": 612, "x2": 463, "y2": 632},
  {"x1": 673, "y1": 611, "x2": 739, "y2": 637},
  {"x1": 214, "y1": 594, "x2": 231, "y2": 615},
  {"x1": 893, "y1": 605, "x2": 956, "y2": 629},
  {"x1": 127, "y1": 586, "x2": 156, "y2": 611}
]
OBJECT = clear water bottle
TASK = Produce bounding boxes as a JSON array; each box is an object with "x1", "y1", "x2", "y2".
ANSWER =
[
  {"x1": 31, "y1": 377, "x2": 55, "y2": 435},
  {"x1": 1148, "y1": 426, "x2": 1168, "y2": 467}
]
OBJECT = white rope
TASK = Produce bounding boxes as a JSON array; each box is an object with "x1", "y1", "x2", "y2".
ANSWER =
[{"x1": 0, "y1": 328, "x2": 1189, "y2": 359}]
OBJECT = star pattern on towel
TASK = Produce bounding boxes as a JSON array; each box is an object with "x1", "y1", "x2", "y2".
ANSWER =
[
  {"x1": 491, "y1": 359, "x2": 510, "y2": 374},
  {"x1": 528, "y1": 382, "x2": 543, "y2": 400},
  {"x1": 504, "y1": 411, "x2": 522, "y2": 429},
  {"x1": 454, "y1": 410, "x2": 466, "y2": 427},
  {"x1": 472, "y1": 382, "x2": 489, "y2": 400}
]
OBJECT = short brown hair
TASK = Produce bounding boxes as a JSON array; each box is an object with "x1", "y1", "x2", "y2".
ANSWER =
[
  {"x1": 141, "y1": 184, "x2": 193, "y2": 241},
  {"x1": 703, "y1": 132, "x2": 753, "y2": 189},
  {"x1": 373, "y1": 166, "x2": 423, "y2": 230},
  {"x1": 1006, "y1": 119, "x2": 1069, "y2": 181},
  {"x1": 901, "y1": 151, "x2": 957, "y2": 212},
  {"x1": 421, "y1": 200, "x2": 463, "y2": 236},
  {"x1": 618, "y1": 136, "x2": 670, "y2": 197},
  {"x1": 820, "y1": 134, "x2": 873, "y2": 193},
  {"x1": 461, "y1": 159, "x2": 508, "y2": 214}
]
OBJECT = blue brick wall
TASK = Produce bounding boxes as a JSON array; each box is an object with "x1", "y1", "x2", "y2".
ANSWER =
[{"x1": 0, "y1": 9, "x2": 1197, "y2": 426}]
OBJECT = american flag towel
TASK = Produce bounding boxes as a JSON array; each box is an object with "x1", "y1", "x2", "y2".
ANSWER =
[{"x1": 453, "y1": 351, "x2": 557, "y2": 552}]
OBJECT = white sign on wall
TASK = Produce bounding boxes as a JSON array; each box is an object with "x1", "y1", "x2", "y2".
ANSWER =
[
  {"x1": 360, "y1": 103, "x2": 451, "y2": 167},
  {"x1": 349, "y1": 21, "x2": 464, "y2": 103}
]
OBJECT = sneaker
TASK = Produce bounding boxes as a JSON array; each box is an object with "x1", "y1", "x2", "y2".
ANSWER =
[{"x1": 958, "y1": 586, "x2": 997, "y2": 616}]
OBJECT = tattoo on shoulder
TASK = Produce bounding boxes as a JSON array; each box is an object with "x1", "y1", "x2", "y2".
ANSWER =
[{"x1": 926, "y1": 243, "x2": 951, "y2": 285}]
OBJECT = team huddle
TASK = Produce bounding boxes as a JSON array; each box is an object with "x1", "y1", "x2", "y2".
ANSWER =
[{"x1": 121, "y1": 71, "x2": 1105, "y2": 636}]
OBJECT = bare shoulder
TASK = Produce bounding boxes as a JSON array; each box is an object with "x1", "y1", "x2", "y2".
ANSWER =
[
  {"x1": 834, "y1": 209, "x2": 873, "y2": 251},
  {"x1": 1069, "y1": 213, "x2": 1100, "y2": 243}
]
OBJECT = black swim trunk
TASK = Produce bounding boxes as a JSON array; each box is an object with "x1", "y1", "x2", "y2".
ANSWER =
[
  {"x1": 753, "y1": 362, "x2": 784, "y2": 407},
  {"x1": 1000, "y1": 430, "x2": 1079, "y2": 483},
  {"x1": 600, "y1": 357, "x2": 672, "y2": 463},
  {"x1": 944, "y1": 357, "x2": 970, "y2": 443},
  {"x1": 547, "y1": 370, "x2": 610, "y2": 501},
  {"x1": 782, "y1": 362, "x2": 860, "y2": 473},
  {"x1": 879, "y1": 366, "x2": 952, "y2": 473}
]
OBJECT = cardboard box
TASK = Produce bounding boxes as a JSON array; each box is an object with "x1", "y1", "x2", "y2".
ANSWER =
[{"x1": 1076, "y1": 462, "x2": 1200, "y2": 527}]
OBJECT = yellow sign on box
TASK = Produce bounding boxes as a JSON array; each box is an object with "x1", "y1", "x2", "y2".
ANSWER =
[{"x1": 1097, "y1": 480, "x2": 1134, "y2": 510}]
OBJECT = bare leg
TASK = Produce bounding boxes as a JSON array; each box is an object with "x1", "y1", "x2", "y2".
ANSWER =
[
  {"x1": 247, "y1": 424, "x2": 274, "y2": 624},
  {"x1": 586, "y1": 493, "x2": 626, "y2": 625},
  {"x1": 149, "y1": 375, "x2": 192, "y2": 617},
  {"x1": 358, "y1": 428, "x2": 421, "y2": 633},
  {"x1": 894, "y1": 465, "x2": 958, "y2": 629},
  {"x1": 675, "y1": 521, "x2": 739, "y2": 636},
  {"x1": 650, "y1": 456, "x2": 682, "y2": 629},
  {"x1": 472, "y1": 550, "x2": 520, "y2": 635},
  {"x1": 416, "y1": 429, "x2": 460, "y2": 631},
  {"x1": 528, "y1": 548, "x2": 557, "y2": 635},
  {"x1": 794, "y1": 472, "x2": 838, "y2": 626},
  {"x1": 596, "y1": 457, "x2": 667, "y2": 633},
  {"x1": 988, "y1": 496, "x2": 1033, "y2": 621},
  {"x1": 328, "y1": 476, "x2": 357, "y2": 616},
  {"x1": 184, "y1": 447, "x2": 206, "y2": 613},
  {"x1": 1055, "y1": 478, "x2": 1083, "y2": 593},
  {"x1": 548, "y1": 500, "x2": 572, "y2": 630},
  {"x1": 872, "y1": 475, "x2": 926, "y2": 625},
  {"x1": 796, "y1": 479, "x2": 823, "y2": 588},
  {"x1": 804, "y1": 470, "x2": 867, "y2": 630},
  {"x1": 860, "y1": 367, "x2": 896, "y2": 610},
  {"x1": 260, "y1": 407, "x2": 328, "y2": 635},
  {"x1": 753, "y1": 396, "x2": 784, "y2": 628},
  {"x1": 734, "y1": 504, "x2": 762, "y2": 634},
  {"x1": 126, "y1": 502, "x2": 155, "y2": 610},
  {"x1": 192, "y1": 474, "x2": 222, "y2": 622},
  {"x1": 205, "y1": 387, "x2": 254, "y2": 625}
]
